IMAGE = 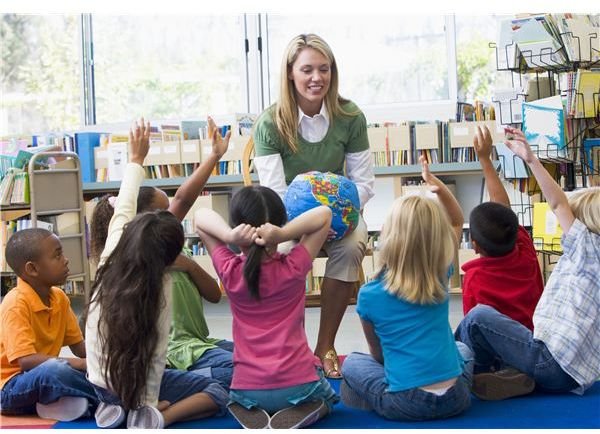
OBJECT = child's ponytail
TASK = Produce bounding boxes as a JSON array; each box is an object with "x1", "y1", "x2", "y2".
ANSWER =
[
  {"x1": 244, "y1": 243, "x2": 264, "y2": 300},
  {"x1": 230, "y1": 186, "x2": 287, "y2": 300}
]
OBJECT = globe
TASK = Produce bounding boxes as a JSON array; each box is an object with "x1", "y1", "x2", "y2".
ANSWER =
[{"x1": 284, "y1": 171, "x2": 360, "y2": 241}]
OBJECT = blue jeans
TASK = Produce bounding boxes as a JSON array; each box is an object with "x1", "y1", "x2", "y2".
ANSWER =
[
  {"x1": 188, "y1": 340, "x2": 234, "y2": 391},
  {"x1": 0, "y1": 358, "x2": 98, "y2": 415},
  {"x1": 229, "y1": 367, "x2": 340, "y2": 414},
  {"x1": 340, "y1": 342, "x2": 473, "y2": 421},
  {"x1": 93, "y1": 368, "x2": 229, "y2": 416},
  {"x1": 455, "y1": 304, "x2": 579, "y2": 392}
]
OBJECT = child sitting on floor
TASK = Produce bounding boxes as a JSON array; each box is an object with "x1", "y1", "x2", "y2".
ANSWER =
[
  {"x1": 340, "y1": 156, "x2": 473, "y2": 421},
  {"x1": 0, "y1": 229, "x2": 97, "y2": 421},
  {"x1": 461, "y1": 125, "x2": 544, "y2": 331},
  {"x1": 195, "y1": 186, "x2": 339, "y2": 429},
  {"x1": 85, "y1": 119, "x2": 228, "y2": 429},
  {"x1": 456, "y1": 126, "x2": 600, "y2": 400},
  {"x1": 89, "y1": 117, "x2": 234, "y2": 391}
]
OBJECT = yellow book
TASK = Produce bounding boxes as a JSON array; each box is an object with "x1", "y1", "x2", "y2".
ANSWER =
[{"x1": 532, "y1": 202, "x2": 563, "y2": 252}]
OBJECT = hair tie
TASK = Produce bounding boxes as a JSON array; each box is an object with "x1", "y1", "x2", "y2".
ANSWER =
[{"x1": 108, "y1": 196, "x2": 117, "y2": 208}]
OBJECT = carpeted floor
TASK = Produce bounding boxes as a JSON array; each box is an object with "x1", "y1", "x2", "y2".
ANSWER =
[{"x1": 49, "y1": 380, "x2": 600, "y2": 429}]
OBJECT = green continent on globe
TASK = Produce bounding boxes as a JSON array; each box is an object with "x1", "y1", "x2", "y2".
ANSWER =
[{"x1": 307, "y1": 173, "x2": 357, "y2": 236}]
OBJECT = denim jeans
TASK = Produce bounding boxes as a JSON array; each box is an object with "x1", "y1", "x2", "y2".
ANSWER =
[
  {"x1": 92, "y1": 368, "x2": 229, "y2": 416},
  {"x1": 340, "y1": 342, "x2": 473, "y2": 421},
  {"x1": 188, "y1": 340, "x2": 234, "y2": 391},
  {"x1": 455, "y1": 304, "x2": 579, "y2": 392},
  {"x1": 229, "y1": 367, "x2": 340, "y2": 414},
  {"x1": 0, "y1": 358, "x2": 98, "y2": 415}
]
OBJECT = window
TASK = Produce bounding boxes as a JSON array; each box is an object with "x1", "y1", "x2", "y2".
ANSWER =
[
  {"x1": 0, "y1": 14, "x2": 81, "y2": 135},
  {"x1": 455, "y1": 15, "x2": 511, "y2": 101},
  {"x1": 263, "y1": 15, "x2": 450, "y2": 109},
  {"x1": 91, "y1": 15, "x2": 247, "y2": 124}
]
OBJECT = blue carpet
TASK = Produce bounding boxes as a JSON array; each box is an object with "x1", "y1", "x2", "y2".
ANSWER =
[{"x1": 54, "y1": 380, "x2": 600, "y2": 429}]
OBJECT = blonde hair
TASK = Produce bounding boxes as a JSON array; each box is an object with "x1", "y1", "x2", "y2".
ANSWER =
[
  {"x1": 275, "y1": 33, "x2": 359, "y2": 153},
  {"x1": 568, "y1": 187, "x2": 600, "y2": 235},
  {"x1": 376, "y1": 195, "x2": 457, "y2": 304}
]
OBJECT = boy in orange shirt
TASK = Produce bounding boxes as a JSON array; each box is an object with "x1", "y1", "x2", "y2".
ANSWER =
[{"x1": 0, "y1": 228, "x2": 97, "y2": 420}]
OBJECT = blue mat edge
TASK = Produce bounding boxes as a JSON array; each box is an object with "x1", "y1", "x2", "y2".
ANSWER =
[{"x1": 54, "y1": 380, "x2": 600, "y2": 429}]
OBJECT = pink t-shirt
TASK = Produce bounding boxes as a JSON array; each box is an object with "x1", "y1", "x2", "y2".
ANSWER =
[{"x1": 211, "y1": 243, "x2": 320, "y2": 390}]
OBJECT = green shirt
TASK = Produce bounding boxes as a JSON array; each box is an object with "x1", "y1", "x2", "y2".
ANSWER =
[
  {"x1": 253, "y1": 101, "x2": 370, "y2": 184},
  {"x1": 166, "y1": 250, "x2": 222, "y2": 370}
]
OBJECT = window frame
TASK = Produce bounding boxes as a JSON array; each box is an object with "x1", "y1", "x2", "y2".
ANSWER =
[{"x1": 79, "y1": 14, "x2": 461, "y2": 127}]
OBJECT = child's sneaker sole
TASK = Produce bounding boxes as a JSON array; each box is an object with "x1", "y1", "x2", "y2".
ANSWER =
[
  {"x1": 126, "y1": 405, "x2": 164, "y2": 429},
  {"x1": 269, "y1": 400, "x2": 327, "y2": 429},
  {"x1": 95, "y1": 402, "x2": 126, "y2": 428},
  {"x1": 472, "y1": 369, "x2": 535, "y2": 400},
  {"x1": 36, "y1": 396, "x2": 89, "y2": 421},
  {"x1": 227, "y1": 403, "x2": 270, "y2": 429}
]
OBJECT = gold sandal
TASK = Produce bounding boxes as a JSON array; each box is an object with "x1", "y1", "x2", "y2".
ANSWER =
[{"x1": 321, "y1": 349, "x2": 342, "y2": 379}]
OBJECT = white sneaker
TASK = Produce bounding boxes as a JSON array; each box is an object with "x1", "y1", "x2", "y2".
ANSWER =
[
  {"x1": 95, "y1": 401, "x2": 126, "y2": 428},
  {"x1": 126, "y1": 405, "x2": 165, "y2": 429},
  {"x1": 269, "y1": 400, "x2": 328, "y2": 429},
  {"x1": 36, "y1": 396, "x2": 89, "y2": 421}
]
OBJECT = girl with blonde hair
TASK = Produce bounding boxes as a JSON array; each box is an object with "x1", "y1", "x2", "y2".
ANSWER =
[
  {"x1": 341, "y1": 156, "x2": 473, "y2": 421},
  {"x1": 253, "y1": 33, "x2": 375, "y2": 378}
]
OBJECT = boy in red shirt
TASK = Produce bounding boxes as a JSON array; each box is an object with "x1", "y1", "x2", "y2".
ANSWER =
[{"x1": 461, "y1": 126, "x2": 544, "y2": 331}]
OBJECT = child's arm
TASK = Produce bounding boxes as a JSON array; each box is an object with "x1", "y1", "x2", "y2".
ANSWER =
[
  {"x1": 194, "y1": 208, "x2": 257, "y2": 255},
  {"x1": 69, "y1": 340, "x2": 86, "y2": 358},
  {"x1": 475, "y1": 125, "x2": 510, "y2": 207},
  {"x1": 169, "y1": 117, "x2": 231, "y2": 221},
  {"x1": 361, "y1": 319, "x2": 384, "y2": 364},
  {"x1": 255, "y1": 206, "x2": 332, "y2": 259},
  {"x1": 18, "y1": 354, "x2": 86, "y2": 372},
  {"x1": 99, "y1": 119, "x2": 150, "y2": 265},
  {"x1": 504, "y1": 127, "x2": 575, "y2": 234},
  {"x1": 170, "y1": 254, "x2": 221, "y2": 303},
  {"x1": 420, "y1": 155, "x2": 464, "y2": 242}
]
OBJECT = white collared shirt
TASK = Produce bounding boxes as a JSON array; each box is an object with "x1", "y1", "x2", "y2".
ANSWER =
[
  {"x1": 253, "y1": 104, "x2": 374, "y2": 208},
  {"x1": 298, "y1": 104, "x2": 329, "y2": 143}
]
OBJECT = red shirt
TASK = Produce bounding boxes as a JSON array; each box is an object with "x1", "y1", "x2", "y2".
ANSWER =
[{"x1": 462, "y1": 226, "x2": 544, "y2": 330}]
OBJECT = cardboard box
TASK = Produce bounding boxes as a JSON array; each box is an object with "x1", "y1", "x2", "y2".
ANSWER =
[
  {"x1": 367, "y1": 127, "x2": 388, "y2": 152},
  {"x1": 180, "y1": 139, "x2": 201, "y2": 164},
  {"x1": 387, "y1": 125, "x2": 412, "y2": 151}
]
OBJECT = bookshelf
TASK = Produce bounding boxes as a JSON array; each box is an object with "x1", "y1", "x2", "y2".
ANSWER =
[
  {"x1": 1, "y1": 152, "x2": 90, "y2": 299},
  {"x1": 488, "y1": 14, "x2": 600, "y2": 283}
]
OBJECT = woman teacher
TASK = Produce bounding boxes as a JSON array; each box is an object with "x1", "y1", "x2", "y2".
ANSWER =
[{"x1": 252, "y1": 33, "x2": 374, "y2": 378}]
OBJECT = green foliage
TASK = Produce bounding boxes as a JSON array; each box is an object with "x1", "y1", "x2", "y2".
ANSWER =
[
  {"x1": 1, "y1": 14, "x2": 34, "y2": 87},
  {"x1": 456, "y1": 36, "x2": 495, "y2": 102},
  {"x1": 1, "y1": 15, "x2": 80, "y2": 134}
]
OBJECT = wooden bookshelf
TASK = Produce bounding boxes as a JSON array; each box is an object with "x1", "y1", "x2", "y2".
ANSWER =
[{"x1": 82, "y1": 162, "x2": 498, "y2": 196}]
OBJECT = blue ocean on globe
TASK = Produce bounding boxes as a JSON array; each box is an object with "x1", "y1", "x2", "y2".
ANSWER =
[{"x1": 283, "y1": 171, "x2": 360, "y2": 240}]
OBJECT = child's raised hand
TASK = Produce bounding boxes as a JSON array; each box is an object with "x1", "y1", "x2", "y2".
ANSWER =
[
  {"x1": 229, "y1": 223, "x2": 257, "y2": 248},
  {"x1": 473, "y1": 125, "x2": 493, "y2": 160},
  {"x1": 420, "y1": 155, "x2": 441, "y2": 194},
  {"x1": 129, "y1": 117, "x2": 151, "y2": 165},
  {"x1": 208, "y1": 116, "x2": 231, "y2": 159},
  {"x1": 504, "y1": 127, "x2": 536, "y2": 164},
  {"x1": 255, "y1": 223, "x2": 281, "y2": 247}
]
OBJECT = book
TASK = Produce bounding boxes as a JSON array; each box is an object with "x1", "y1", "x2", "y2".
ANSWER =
[
  {"x1": 522, "y1": 96, "x2": 567, "y2": 160},
  {"x1": 495, "y1": 142, "x2": 529, "y2": 179},
  {"x1": 532, "y1": 202, "x2": 563, "y2": 252},
  {"x1": 180, "y1": 120, "x2": 208, "y2": 140},
  {"x1": 573, "y1": 70, "x2": 600, "y2": 118},
  {"x1": 74, "y1": 132, "x2": 104, "y2": 183}
]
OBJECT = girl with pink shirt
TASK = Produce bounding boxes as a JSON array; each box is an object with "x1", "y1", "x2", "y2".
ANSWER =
[{"x1": 194, "y1": 186, "x2": 339, "y2": 429}]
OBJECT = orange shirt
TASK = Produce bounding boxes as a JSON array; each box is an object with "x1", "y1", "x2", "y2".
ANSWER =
[{"x1": 0, "y1": 278, "x2": 83, "y2": 388}]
